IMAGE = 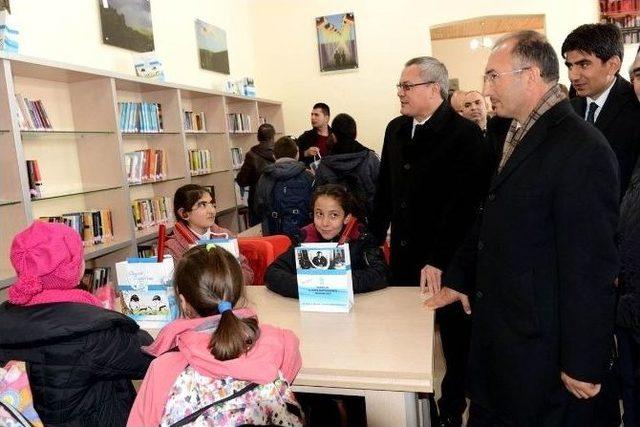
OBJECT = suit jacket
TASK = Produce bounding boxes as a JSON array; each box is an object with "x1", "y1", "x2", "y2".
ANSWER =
[
  {"x1": 370, "y1": 101, "x2": 491, "y2": 285},
  {"x1": 444, "y1": 100, "x2": 620, "y2": 423},
  {"x1": 570, "y1": 76, "x2": 640, "y2": 195}
]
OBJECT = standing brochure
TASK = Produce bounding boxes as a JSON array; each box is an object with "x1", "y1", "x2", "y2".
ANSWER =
[
  {"x1": 295, "y1": 242, "x2": 354, "y2": 312},
  {"x1": 115, "y1": 255, "x2": 177, "y2": 329},
  {"x1": 197, "y1": 234, "x2": 240, "y2": 258}
]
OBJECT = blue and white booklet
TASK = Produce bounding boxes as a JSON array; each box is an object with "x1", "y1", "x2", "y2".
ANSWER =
[
  {"x1": 115, "y1": 255, "x2": 177, "y2": 329},
  {"x1": 295, "y1": 242, "x2": 354, "y2": 312},
  {"x1": 197, "y1": 234, "x2": 240, "y2": 258}
]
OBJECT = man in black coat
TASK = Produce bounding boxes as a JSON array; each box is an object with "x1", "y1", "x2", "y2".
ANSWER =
[
  {"x1": 562, "y1": 23, "x2": 640, "y2": 196},
  {"x1": 370, "y1": 56, "x2": 491, "y2": 426},
  {"x1": 297, "y1": 102, "x2": 332, "y2": 166},
  {"x1": 427, "y1": 31, "x2": 620, "y2": 426}
]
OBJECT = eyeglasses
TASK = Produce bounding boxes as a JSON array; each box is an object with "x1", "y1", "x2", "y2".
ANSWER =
[
  {"x1": 192, "y1": 200, "x2": 215, "y2": 210},
  {"x1": 483, "y1": 67, "x2": 531, "y2": 84},
  {"x1": 396, "y1": 81, "x2": 435, "y2": 92}
]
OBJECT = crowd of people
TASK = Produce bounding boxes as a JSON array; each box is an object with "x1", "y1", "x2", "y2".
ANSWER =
[{"x1": 0, "y1": 22, "x2": 639, "y2": 427}]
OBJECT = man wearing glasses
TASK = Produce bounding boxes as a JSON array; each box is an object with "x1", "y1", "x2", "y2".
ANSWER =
[
  {"x1": 426, "y1": 31, "x2": 619, "y2": 426},
  {"x1": 370, "y1": 57, "x2": 490, "y2": 427}
]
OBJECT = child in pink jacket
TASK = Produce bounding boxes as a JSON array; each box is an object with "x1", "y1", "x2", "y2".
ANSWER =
[{"x1": 127, "y1": 245, "x2": 302, "y2": 426}]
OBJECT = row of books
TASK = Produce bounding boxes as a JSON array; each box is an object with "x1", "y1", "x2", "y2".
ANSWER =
[
  {"x1": 131, "y1": 196, "x2": 173, "y2": 230},
  {"x1": 228, "y1": 113, "x2": 252, "y2": 133},
  {"x1": 188, "y1": 149, "x2": 212, "y2": 174},
  {"x1": 26, "y1": 159, "x2": 44, "y2": 199},
  {"x1": 124, "y1": 149, "x2": 167, "y2": 184},
  {"x1": 604, "y1": 15, "x2": 640, "y2": 29},
  {"x1": 137, "y1": 243, "x2": 158, "y2": 258},
  {"x1": 118, "y1": 102, "x2": 164, "y2": 133},
  {"x1": 235, "y1": 183, "x2": 249, "y2": 207},
  {"x1": 81, "y1": 267, "x2": 111, "y2": 293},
  {"x1": 40, "y1": 210, "x2": 113, "y2": 246},
  {"x1": 231, "y1": 147, "x2": 243, "y2": 168},
  {"x1": 183, "y1": 110, "x2": 206, "y2": 132},
  {"x1": 600, "y1": 0, "x2": 639, "y2": 13},
  {"x1": 15, "y1": 94, "x2": 53, "y2": 131}
]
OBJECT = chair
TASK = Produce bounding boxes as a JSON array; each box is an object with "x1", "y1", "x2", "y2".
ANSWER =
[{"x1": 238, "y1": 235, "x2": 293, "y2": 286}]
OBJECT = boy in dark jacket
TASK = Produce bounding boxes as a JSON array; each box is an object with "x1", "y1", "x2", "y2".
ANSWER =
[
  {"x1": 255, "y1": 136, "x2": 314, "y2": 237},
  {"x1": 236, "y1": 123, "x2": 276, "y2": 226},
  {"x1": 314, "y1": 113, "x2": 380, "y2": 222}
]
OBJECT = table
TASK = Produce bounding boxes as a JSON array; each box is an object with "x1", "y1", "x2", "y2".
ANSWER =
[{"x1": 244, "y1": 286, "x2": 435, "y2": 427}]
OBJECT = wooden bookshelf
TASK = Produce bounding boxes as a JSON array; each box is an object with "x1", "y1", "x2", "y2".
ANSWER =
[{"x1": 0, "y1": 54, "x2": 286, "y2": 295}]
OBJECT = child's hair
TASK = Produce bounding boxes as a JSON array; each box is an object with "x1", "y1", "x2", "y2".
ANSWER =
[
  {"x1": 173, "y1": 245, "x2": 260, "y2": 361},
  {"x1": 257, "y1": 123, "x2": 275, "y2": 143},
  {"x1": 331, "y1": 113, "x2": 357, "y2": 142},
  {"x1": 274, "y1": 136, "x2": 299, "y2": 160},
  {"x1": 173, "y1": 184, "x2": 213, "y2": 224},
  {"x1": 312, "y1": 184, "x2": 362, "y2": 220}
]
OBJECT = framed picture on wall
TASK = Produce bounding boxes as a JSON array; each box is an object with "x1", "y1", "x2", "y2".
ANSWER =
[
  {"x1": 99, "y1": 0, "x2": 155, "y2": 52},
  {"x1": 316, "y1": 12, "x2": 358, "y2": 72},
  {"x1": 195, "y1": 19, "x2": 230, "y2": 75},
  {"x1": 599, "y1": 0, "x2": 640, "y2": 44}
]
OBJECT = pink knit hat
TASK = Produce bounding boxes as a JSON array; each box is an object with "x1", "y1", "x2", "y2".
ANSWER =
[{"x1": 9, "y1": 221, "x2": 101, "y2": 307}]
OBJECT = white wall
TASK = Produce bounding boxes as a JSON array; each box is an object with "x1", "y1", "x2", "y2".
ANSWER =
[
  {"x1": 249, "y1": 0, "x2": 610, "y2": 153},
  {"x1": 10, "y1": 0, "x2": 257, "y2": 91}
]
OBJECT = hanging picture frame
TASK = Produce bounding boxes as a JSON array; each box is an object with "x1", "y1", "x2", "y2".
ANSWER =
[
  {"x1": 99, "y1": 0, "x2": 155, "y2": 52},
  {"x1": 316, "y1": 12, "x2": 358, "y2": 73}
]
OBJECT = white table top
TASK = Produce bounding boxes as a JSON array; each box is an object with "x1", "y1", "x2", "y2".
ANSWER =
[{"x1": 245, "y1": 286, "x2": 435, "y2": 393}]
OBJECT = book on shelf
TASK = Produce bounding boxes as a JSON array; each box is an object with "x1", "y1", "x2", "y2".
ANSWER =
[
  {"x1": 124, "y1": 149, "x2": 167, "y2": 184},
  {"x1": 258, "y1": 115, "x2": 268, "y2": 125},
  {"x1": 189, "y1": 149, "x2": 212, "y2": 174},
  {"x1": 137, "y1": 243, "x2": 158, "y2": 258},
  {"x1": 118, "y1": 102, "x2": 164, "y2": 133},
  {"x1": 230, "y1": 147, "x2": 243, "y2": 168},
  {"x1": 25, "y1": 159, "x2": 44, "y2": 199},
  {"x1": 39, "y1": 210, "x2": 113, "y2": 246},
  {"x1": 81, "y1": 267, "x2": 111, "y2": 293},
  {"x1": 183, "y1": 110, "x2": 206, "y2": 132},
  {"x1": 235, "y1": 182, "x2": 249, "y2": 207},
  {"x1": 14, "y1": 94, "x2": 53, "y2": 131},
  {"x1": 131, "y1": 196, "x2": 173, "y2": 231},
  {"x1": 227, "y1": 113, "x2": 252, "y2": 133}
]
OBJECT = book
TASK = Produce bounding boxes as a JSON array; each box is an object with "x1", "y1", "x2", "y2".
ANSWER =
[
  {"x1": 295, "y1": 242, "x2": 354, "y2": 312},
  {"x1": 39, "y1": 209, "x2": 113, "y2": 246}
]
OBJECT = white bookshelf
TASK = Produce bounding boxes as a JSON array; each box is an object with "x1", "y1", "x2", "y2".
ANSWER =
[{"x1": 0, "y1": 54, "x2": 285, "y2": 292}]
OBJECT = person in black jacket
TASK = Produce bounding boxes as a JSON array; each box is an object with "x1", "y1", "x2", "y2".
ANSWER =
[
  {"x1": 0, "y1": 221, "x2": 153, "y2": 427},
  {"x1": 297, "y1": 102, "x2": 332, "y2": 167},
  {"x1": 617, "y1": 157, "x2": 640, "y2": 426},
  {"x1": 314, "y1": 113, "x2": 380, "y2": 223},
  {"x1": 265, "y1": 184, "x2": 388, "y2": 298},
  {"x1": 369, "y1": 56, "x2": 491, "y2": 427},
  {"x1": 236, "y1": 123, "x2": 276, "y2": 225},
  {"x1": 427, "y1": 31, "x2": 619, "y2": 426},
  {"x1": 562, "y1": 23, "x2": 640, "y2": 196}
]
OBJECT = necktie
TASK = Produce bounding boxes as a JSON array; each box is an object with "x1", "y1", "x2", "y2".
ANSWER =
[
  {"x1": 586, "y1": 102, "x2": 598, "y2": 124},
  {"x1": 412, "y1": 123, "x2": 424, "y2": 138}
]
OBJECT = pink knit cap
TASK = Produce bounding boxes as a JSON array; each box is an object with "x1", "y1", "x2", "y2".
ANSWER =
[{"x1": 9, "y1": 221, "x2": 101, "y2": 307}]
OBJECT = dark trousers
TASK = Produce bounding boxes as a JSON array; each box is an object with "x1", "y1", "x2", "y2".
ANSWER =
[
  {"x1": 618, "y1": 327, "x2": 640, "y2": 427},
  {"x1": 436, "y1": 302, "x2": 472, "y2": 423}
]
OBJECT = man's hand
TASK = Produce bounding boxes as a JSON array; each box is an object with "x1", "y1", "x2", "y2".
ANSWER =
[
  {"x1": 304, "y1": 146, "x2": 320, "y2": 157},
  {"x1": 424, "y1": 287, "x2": 471, "y2": 314},
  {"x1": 420, "y1": 264, "x2": 442, "y2": 295},
  {"x1": 560, "y1": 372, "x2": 601, "y2": 399}
]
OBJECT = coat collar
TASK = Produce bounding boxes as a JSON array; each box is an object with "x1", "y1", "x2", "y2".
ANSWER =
[
  {"x1": 490, "y1": 100, "x2": 574, "y2": 191},
  {"x1": 573, "y1": 76, "x2": 636, "y2": 132},
  {"x1": 396, "y1": 100, "x2": 456, "y2": 141}
]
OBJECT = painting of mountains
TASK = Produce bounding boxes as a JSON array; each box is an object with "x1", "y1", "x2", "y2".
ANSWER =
[
  {"x1": 99, "y1": 0, "x2": 154, "y2": 52},
  {"x1": 195, "y1": 19, "x2": 229, "y2": 74}
]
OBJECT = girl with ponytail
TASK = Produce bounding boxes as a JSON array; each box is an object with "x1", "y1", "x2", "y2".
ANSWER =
[{"x1": 128, "y1": 245, "x2": 303, "y2": 426}]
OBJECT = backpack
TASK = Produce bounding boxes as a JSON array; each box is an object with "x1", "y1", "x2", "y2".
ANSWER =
[
  {"x1": 160, "y1": 366, "x2": 304, "y2": 427},
  {"x1": 267, "y1": 172, "x2": 312, "y2": 237}
]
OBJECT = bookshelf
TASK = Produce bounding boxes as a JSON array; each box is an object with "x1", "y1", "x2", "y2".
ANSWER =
[{"x1": 0, "y1": 54, "x2": 285, "y2": 294}]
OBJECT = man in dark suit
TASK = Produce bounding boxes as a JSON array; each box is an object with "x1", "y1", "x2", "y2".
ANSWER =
[
  {"x1": 426, "y1": 31, "x2": 619, "y2": 426},
  {"x1": 562, "y1": 23, "x2": 640, "y2": 195},
  {"x1": 370, "y1": 56, "x2": 491, "y2": 426}
]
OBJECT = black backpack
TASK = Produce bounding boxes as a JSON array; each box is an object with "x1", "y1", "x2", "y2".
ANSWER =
[{"x1": 268, "y1": 171, "x2": 312, "y2": 237}]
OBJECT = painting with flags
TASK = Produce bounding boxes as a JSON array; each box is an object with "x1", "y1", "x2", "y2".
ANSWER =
[{"x1": 315, "y1": 12, "x2": 358, "y2": 72}]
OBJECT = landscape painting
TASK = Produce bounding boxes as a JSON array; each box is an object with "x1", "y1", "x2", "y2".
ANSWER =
[
  {"x1": 195, "y1": 19, "x2": 230, "y2": 74},
  {"x1": 99, "y1": 0, "x2": 155, "y2": 52}
]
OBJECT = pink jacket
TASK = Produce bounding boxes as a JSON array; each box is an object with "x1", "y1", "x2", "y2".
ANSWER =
[
  {"x1": 127, "y1": 308, "x2": 301, "y2": 427},
  {"x1": 165, "y1": 222, "x2": 254, "y2": 285}
]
